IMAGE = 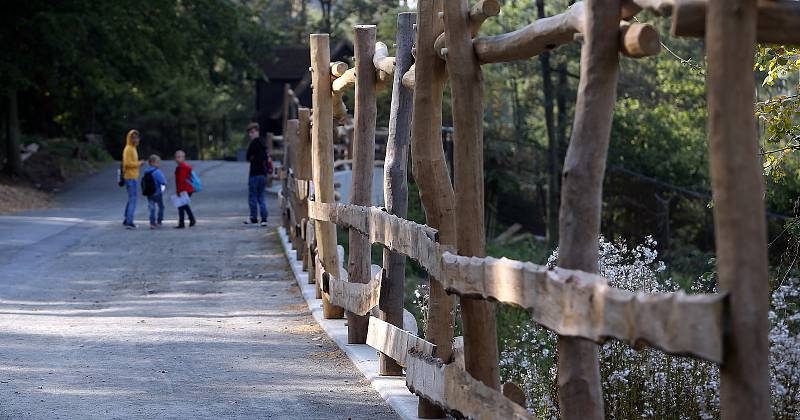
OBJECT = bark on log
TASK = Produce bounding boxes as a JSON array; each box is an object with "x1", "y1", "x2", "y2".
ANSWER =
[
  {"x1": 555, "y1": 0, "x2": 621, "y2": 417},
  {"x1": 331, "y1": 61, "x2": 349, "y2": 77},
  {"x1": 411, "y1": 1, "x2": 457, "y2": 416},
  {"x1": 405, "y1": 351, "x2": 533, "y2": 420},
  {"x1": 322, "y1": 267, "x2": 382, "y2": 315},
  {"x1": 296, "y1": 108, "x2": 313, "y2": 181},
  {"x1": 380, "y1": 11, "x2": 416, "y2": 377},
  {"x1": 502, "y1": 383, "x2": 527, "y2": 408},
  {"x1": 705, "y1": 0, "x2": 771, "y2": 417},
  {"x1": 308, "y1": 202, "x2": 444, "y2": 278},
  {"x1": 438, "y1": 254, "x2": 726, "y2": 363},
  {"x1": 346, "y1": 25, "x2": 378, "y2": 344},
  {"x1": 620, "y1": 22, "x2": 661, "y2": 58},
  {"x1": 366, "y1": 317, "x2": 438, "y2": 368},
  {"x1": 332, "y1": 68, "x2": 357, "y2": 93},
  {"x1": 402, "y1": 64, "x2": 416, "y2": 90},
  {"x1": 472, "y1": 2, "x2": 661, "y2": 64},
  {"x1": 310, "y1": 33, "x2": 344, "y2": 319},
  {"x1": 373, "y1": 41, "x2": 396, "y2": 75},
  {"x1": 672, "y1": 0, "x2": 800, "y2": 45},
  {"x1": 443, "y1": 0, "x2": 500, "y2": 392}
]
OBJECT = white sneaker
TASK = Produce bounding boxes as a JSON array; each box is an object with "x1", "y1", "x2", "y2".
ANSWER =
[{"x1": 260, "y1": 221, "x2": 268, "y2": 227}]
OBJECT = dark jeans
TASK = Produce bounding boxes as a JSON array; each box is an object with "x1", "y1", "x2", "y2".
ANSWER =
[
  {"x1": 147, "y1": 194, "x2": 164, "y2": 226},
  {"x1": 178, "y1": 192, "x2": 195, "y2": 226},
  {"x1": 124, "y1": 179, "x2": 137, "y2": 225},
  {"x1": 248, "y1": 175, "x2": 268, "y2": 222}
]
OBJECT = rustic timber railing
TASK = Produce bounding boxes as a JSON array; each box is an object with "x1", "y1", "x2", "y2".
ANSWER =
[{"x1": 278, "y1": 0, "x2": 798, "y2": 418}]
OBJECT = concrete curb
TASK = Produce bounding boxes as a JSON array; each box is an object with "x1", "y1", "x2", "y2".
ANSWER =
[{"x1": 277, "y1": 227, "x2": 422, "y2": 420}]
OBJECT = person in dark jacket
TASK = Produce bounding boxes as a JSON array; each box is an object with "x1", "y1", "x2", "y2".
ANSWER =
[
  {"x1": 244, "y1": 122, "x2": 271, "y2": 226},
  {"x1": 174, "y1": 150, "x2": 196, "y2": 229}
]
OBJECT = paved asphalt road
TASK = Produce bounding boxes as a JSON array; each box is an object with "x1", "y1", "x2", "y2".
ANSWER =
[{"x1": 0, "y1": 161, "x2": 398, "y2": 420}]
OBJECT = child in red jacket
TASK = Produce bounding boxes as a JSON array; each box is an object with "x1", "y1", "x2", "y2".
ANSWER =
[{"x1": 174, "y1": 150, "x2": 196, "y2": 228}]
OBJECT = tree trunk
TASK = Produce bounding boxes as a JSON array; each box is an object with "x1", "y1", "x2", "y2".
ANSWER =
[
  {"x1": 537, "y1": 0, "x2": 560, "y2": 250},
  {"x1": 5, "y1": 89, "x2": 23, "y2": 177}
]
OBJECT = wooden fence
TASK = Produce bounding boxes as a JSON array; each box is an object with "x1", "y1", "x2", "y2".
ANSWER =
[{"x1": 277, "y1": 0, "x2": 797, "y2": 418}]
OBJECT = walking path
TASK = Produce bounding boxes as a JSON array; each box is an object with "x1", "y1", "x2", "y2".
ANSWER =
[{"x1": 0, "y1": 161, "x2": 398, "y2": 419}]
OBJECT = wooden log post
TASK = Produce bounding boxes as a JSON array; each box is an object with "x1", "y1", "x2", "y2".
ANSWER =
[
  {"x1": 555, "y1": 0, "x2": 620, "y2": 418},
  {"x1": 310, "y1": 33, "x2": 345, "y2": 319},
  {"x1": 285, "y1": 118, "x2": 299, "y2": 247},
  {"x1": 379, "y1": 11, "x2": 416, "y2": 376},
  {"x1": 442, "y1": 0, "x2": 500, "y2": 391},
  {"x1": 297, "y1": 108, "x2": 313, "y2": 267},
  {"x1": 410, "y1": 0, "x2": 456, "y2": 417},
  {"x1": 346, "y1": 25, "x2": 378, "y2": 344},
  {"x1": 705, "y1": 0, "x2": 771, "y2": 417}
]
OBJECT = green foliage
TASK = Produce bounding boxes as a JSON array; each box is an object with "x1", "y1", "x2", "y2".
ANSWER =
[{"x1": 1, "y1": 0, "x2": 277, "y2": 160}]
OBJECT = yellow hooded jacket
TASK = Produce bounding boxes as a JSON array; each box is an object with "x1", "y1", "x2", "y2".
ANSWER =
[{"x1": 122, "y1": 130, "x2": 140, "y2": 180}]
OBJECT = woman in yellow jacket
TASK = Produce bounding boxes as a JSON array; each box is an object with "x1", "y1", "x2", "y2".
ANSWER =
[{"x1": 122, "y1": 130, "x2": 144, "y2": 229}]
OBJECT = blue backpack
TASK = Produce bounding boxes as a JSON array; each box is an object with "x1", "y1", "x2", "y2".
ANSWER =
[{"x1": 190, "y1": 170, "x2": 202, "y2": 192}]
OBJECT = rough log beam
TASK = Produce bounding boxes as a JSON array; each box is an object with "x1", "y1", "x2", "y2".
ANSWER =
[
  {"x1": 308, "y1": 202, "x2": 444, "y2": 278},
  {"x1": 443, "y1": 0, "x2": 500, "y2": 392},
  {"x1": 433, "y1": 0, "x2": 501, "y2": 57},
  {"x1": 405, "y1": 351, "x2": 533, "y2": 420},
  {"x1": 705, "y1": 0, "x2": 771, "y2": 417},
  {"x1": 322, "y1": 267, "x2": 382, "y2": 316},
  {"x1": 373, "y1": 41, "x2": 396, "y2": 75},
  {"x1": 672, "y1": 0, "x2": 800, "y2": 45},
  {"x1": 346, "y1": 25, "x2": 379, "y2": 344},
  {"x1": 366, "y1": 317, "x2": 437, "y2": 368},
  {"x1": 402, "y1": 64, "x2": 416, "y2": 90},
  {"x1": 409, "y1": 4, "x2": 456, "y2": 415},
  {"x1": 308, "y1": 201, "x2": 726, "y2": 362},
  {"x1": 471, "y1": 2, "x2": 661, "y2": 64},
  {"x1": 380, "y1": 11, "x2": 416, "y2": 377},
  {"x1": 310, "y1": 33, "x2": 344, "y2": 319},
  {"x1": 555, "y1": 0, "x2": 620, "y2": 416},
  {"x1": 439, "y1": 254, "x2": 726, "y2": 363}
]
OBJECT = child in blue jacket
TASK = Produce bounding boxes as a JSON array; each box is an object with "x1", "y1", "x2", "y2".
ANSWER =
[{"x1": 142, "y1": 155, "x2": 168, "y2": 229}]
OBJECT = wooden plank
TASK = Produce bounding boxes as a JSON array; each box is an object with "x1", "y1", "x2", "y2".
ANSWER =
[
  {"x1": 310, "y1": 33, "x2": 344, "y2": 319},
  {"x1": 443, "y1": 0, "x2": 500, "y2": 391},
  {"x1": 380, "y1": 11, "x2": 416, "y2": 377},
  {"x1": 366, "y1": 316, "x2": 437, "y2": 368},
  {"x1": 672, "y1": 0, "x2": 800, "y2": 45},
  {"x1": 705, "y1": 0, "x2": 771, "y2": 417},
  {"x1": 322, "y1": 268, "x2": 382, "y2": 316},
  {"x1": 405, "y1": 351, "x2": 533, "y2": 420},
  {"x1": 439, "y1": 254, "x2": 725, "y2": 363}
]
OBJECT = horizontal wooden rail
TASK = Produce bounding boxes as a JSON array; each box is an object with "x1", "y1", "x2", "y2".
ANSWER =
[
  {"x1": 308, "y1": 200, "x2": 726, "y2": 363},
  {"x1": 322, "y1": 266, "x2": 382, "y2": 315},
  {"x1": 439, "y1": 254, "x2": 726, "y2": 363},
  {"x1": 308, "y1": 201, "x2": 445, "y2": 277},
  {"x1": 366, "y1": 317, "x2": 437, "y2": 368},
  {"x1": 405, "y1": 350, "x2": 532, "y2": 419},
  {"x1": 471, "y1": 2, "x2": 661, "y2": 64},
  {"x1": 672, "y1": 0, "x2": 800, "y2": 45}
]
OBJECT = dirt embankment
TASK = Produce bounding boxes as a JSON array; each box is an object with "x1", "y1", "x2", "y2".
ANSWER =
[
  {"x1": 1, "y1": 137, "x2": 112, "y2": 214},
  {"x1": 0, "y1": 182, "x2": 52, "y2": 213}
]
